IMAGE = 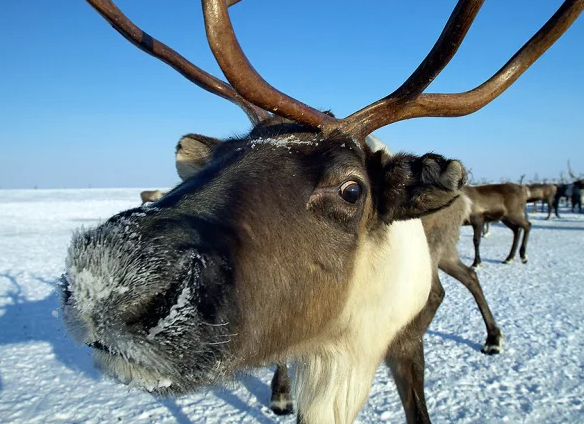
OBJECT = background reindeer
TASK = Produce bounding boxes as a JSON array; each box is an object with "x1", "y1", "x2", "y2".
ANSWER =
[
  {"x1": 571, "y1": 181, "x2": 583, "y2": 213},
  {"x1": 140, "y1": 190, "x2": 166, "y2": 205},
  {"x1": 554, "y1": 183, "x2": 573, "y2": 215},
  {"x1": 525, "y1": 183, "x2": 557, "y2": 219},
  {"x1": 463, "y1": 183, "x2": 531, "y2": 268},
  {"x1": 568, "y1": 161, "x2": 583, "y2": 213},
  {"x1": 61, "y1": 1, "x2": 583, "y2": 423},
  {"x1": 554, "y1": 161, "x2": 584, "y2": 216}
]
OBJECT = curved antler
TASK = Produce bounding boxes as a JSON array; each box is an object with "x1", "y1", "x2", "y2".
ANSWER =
[
  {"x1": 201, "y1": 0, "x2": 484, "y2": 133},
  {"x1": 338, "y1": 0, "x2": 486, "y2": 136},
  {"x1": 202, "y1": 0, "x2": 582, "y2": 138},
  {"x1": 84, "y1": 0, "x2": 270, "y2": 124},
  {"x1": 341, "y1": 0, "x2": 584, "y2": 137}
]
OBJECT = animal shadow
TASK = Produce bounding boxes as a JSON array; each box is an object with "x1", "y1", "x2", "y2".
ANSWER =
[
  {"x1": 426, "y1": 330, "x2": 483, "y2": 352},
  {"x1": 531, "y1": 223, "x2": 584, "y2": 231},
  {"x1": 0, "y1": 272, "x2": 100, "y2": 383}
]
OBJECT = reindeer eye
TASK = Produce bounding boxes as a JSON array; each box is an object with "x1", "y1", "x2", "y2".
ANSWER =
[{"x1": 339, "y1": 181, "x2": 362, "y2": 204}]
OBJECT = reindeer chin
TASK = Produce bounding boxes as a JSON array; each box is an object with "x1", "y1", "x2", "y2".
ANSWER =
[{"x1": 93, "y1": 350, "x2": 180, "y2": 396}]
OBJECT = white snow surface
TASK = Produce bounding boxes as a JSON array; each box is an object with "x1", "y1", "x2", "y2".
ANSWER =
[{"x1": 0, "y1": 188, "x2": 583, "y2": 423}]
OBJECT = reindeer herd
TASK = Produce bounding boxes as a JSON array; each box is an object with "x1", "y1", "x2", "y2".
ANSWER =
[{"x1": 59, "y1": 1, "x2": 584, "y2": 423}]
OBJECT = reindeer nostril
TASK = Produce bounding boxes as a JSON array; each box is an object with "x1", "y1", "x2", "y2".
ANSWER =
[{"x1": 137, "y1": 282, "x2": 187, "y2": 331}]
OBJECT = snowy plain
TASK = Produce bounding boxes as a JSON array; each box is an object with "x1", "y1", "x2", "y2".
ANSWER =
[{"x1": 0, "y1": 188, "x2": 583, "y2": 424}]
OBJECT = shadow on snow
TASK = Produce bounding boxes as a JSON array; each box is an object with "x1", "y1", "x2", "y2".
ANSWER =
[{"x1": 426, "y1": 330, "x2": 483, "y2": 352}]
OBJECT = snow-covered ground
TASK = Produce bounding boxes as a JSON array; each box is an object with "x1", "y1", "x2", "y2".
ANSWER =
[{"x1": 1, "y1": 188, "x2": 583, "y2": 423}]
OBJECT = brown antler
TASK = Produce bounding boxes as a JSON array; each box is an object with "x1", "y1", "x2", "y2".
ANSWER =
[
  {"x1": 84, "y1": 0, "x2": 270, "y2": 125},
  {"x1": 201, "y1": 0, "x2": 484, "y2": 132},
  {"x1": 202, "y1": 0, "x2": 337, "y2": 130},
  {"x1": 202, "y1": 0, "x2": 483, "y2": 132},
  {"x1": 202, "y1": 0, "x2": 582, "y2": 137}
]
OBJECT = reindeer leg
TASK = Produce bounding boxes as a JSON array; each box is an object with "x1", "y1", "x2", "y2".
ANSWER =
[
  {"x1": 385, "y1": 273, "x2": 444, "y2": 424},
  {"x1": 270, "y1": 362, "x2": 294, "y2": 415},
  {"x1": 501, "y1": 219, "x2": 521, "y2": 264},
  {"x1": 545, "y1": 199, "x2": 552, "y2": 220},
  {"x1": 481, "y1": 222, "x2": 491, "y2": 238},
  {"x1": 553, "y1": 196, "x2": 561, "y2": 218},
  {"x1": 518, "y1": 216, "x2": 531, "y2": 264},
  {"x1": 471, "y1": 219, "x2": 484, "y2": 269},
  {"x1": 439, "y1": 258, "x2": 502, "y2": 354}
]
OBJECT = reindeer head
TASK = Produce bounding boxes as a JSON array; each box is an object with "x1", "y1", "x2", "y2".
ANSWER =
[{"x1": 60, "y1": 0, "x2": 582, "y2": 396}]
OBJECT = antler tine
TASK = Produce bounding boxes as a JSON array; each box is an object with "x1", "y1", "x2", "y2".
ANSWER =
[
  {"x1": 339, "y1": 0, "x2": 486, "y2": 136},
  {"x1": 568, "y1": 160, "x2": 577, "y2": 179},
  {"x1": 201, "y1": 0, "x2": 338, "y2": 131},
  {"x1": 84, "y1": 0, "x2": 270, "y2": 124},
  {"x1": 344, "y1": 0, "x2": 584, "y2": 137}
]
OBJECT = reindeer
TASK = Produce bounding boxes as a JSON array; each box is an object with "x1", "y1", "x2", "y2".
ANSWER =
[
  {"x1": 140, "y1": 190, "x2": 166, "y2": 205},
  {"x1": 525, "y1": 183, "x2": 557, "y2": 219},
  {"x1": 464, "y1": 183, "x2": 531, "y2": 269},
  {"x1": 60, "y1": 1, "x2": 583, "y2": 423},
  {"x1": 571, "y1": 180, "x2": 583, "y2": 213},
  {"x1": 567, "y1": 161, "x2": 584, "y2": 213},
  {"x1": 553, "y1": 183, "x2": 573, "y2": 215},
  {"x1": 554, "y1": 161, "x2": 584, "y2": 216}
]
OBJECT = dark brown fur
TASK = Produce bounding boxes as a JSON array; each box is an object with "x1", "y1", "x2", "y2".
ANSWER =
[
  {"x1": 178, "y1": 131, "x2": 500, "y2": 418},
  {"x1": 173, "y1": 130, "x2": 467, "y2": 363}
]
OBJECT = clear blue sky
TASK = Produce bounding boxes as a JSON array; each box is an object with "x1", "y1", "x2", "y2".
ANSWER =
[{"x1": 1, "y1": 0, "x2": 583, "y2": 189}]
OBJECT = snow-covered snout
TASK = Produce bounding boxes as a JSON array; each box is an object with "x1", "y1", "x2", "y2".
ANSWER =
[
  {"x1": 60, "y1": 124, "x2": 467, "y2": 398},
  {"x1": 61, "y1": 211, "x2": 236, "y2": 394}
]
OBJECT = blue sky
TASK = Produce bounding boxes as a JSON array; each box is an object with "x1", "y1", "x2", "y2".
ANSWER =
[{"x1": 1, "y1": 0, "x2": 583, "y2": 189}]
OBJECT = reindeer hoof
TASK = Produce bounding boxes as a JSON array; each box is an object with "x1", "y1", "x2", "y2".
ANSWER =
[
  {"x1": 502, "y1": 258, "x2": 514, "y2": 265},
  {"x1": 270, "y1": 394, "x2": 294, "y2": 416},
  {"x1": 471, "y1": 263, "x2": 481, "y2": 270},
  {"x1": 481, "y1": 344, "x2": 502, "y2": 355},
  {"x1": 521, "y1": 255, "x2": 529, "y2": 264},
  {"x1": 481, "y1": 331, "x2": 503, "y2": 355}
]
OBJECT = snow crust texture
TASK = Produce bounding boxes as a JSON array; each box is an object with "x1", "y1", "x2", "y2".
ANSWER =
[{"x1": 1, "y1": 188, "x2": 583, "y2": 423}]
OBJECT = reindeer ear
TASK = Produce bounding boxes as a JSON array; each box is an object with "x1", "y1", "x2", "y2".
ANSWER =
[
  {"x1": 376, "y1": 152, "x2": 467, "y2": 223},
  {"x1": 175, "y1": 134, "x2": 221, "y2": 181}
]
